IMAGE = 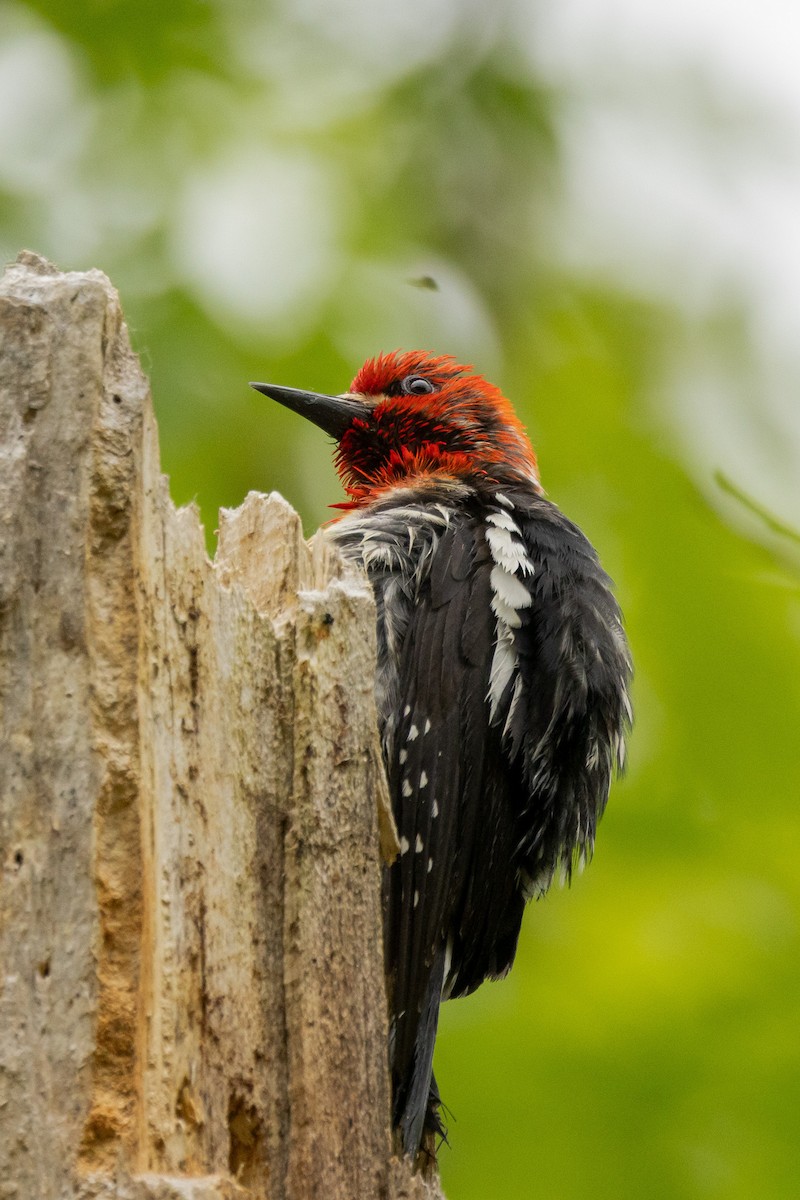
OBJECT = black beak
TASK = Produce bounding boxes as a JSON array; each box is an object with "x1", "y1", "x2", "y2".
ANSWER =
[{"x1": 250, "y1": 382, "x2": 370, "y2": 441}]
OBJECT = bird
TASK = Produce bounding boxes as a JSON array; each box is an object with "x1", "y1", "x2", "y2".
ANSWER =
[{"x1": 251, "y1": 350, "x2": 632, "y2": 1160}]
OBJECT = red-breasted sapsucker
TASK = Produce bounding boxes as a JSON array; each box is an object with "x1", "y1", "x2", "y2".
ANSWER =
[{"x1": 252, "y1": 351, "x2": 632, "y2": 1158}]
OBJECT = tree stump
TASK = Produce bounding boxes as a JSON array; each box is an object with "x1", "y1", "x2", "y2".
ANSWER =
[{"x1": 0, "y1": 251, "x2": 444, "y2": 1200}]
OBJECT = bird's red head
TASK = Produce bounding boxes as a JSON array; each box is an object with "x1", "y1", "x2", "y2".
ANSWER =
[
  {"x1": 252, "y1": 350, "x2": 541, "y2": 508},
  {"x1": 341, "y1": 351, "x2": 541, "y2": 505}
]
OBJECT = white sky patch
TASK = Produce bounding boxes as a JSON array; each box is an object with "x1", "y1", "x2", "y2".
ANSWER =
[
  {"x1": 523, "y1": 0, "x2": 800, "y2": 116},
  {"x1": 516, "y1": 0, "x2": 800, "y2": 341},
  {"x1": 0, "y1": 28, "x2": 89, "y2": 194},
  {"x1": 552, "y1": 102, "x2": 800, "y2": 346},
  {"x1": 172, "y1": 147, "x2": 342, "y2": 344}
]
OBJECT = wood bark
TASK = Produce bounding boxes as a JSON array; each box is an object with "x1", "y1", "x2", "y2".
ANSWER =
[{"x1": 0, "y1": 251, "x2": 444, "y2": 1200}]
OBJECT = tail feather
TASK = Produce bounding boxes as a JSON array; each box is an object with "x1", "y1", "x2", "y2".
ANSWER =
[{"x1": 394, "y1": 945, "x2": 447, "y2": 1156}]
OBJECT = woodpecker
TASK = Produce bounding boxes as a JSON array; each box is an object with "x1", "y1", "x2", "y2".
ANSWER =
[{"x1": 251, "y1": 351, "x2": 632, "y2": 1159}]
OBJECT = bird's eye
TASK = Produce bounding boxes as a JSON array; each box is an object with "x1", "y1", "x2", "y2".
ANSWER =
[{"x1": 400, "y1": 375, "x2": 435, "y2": 396}]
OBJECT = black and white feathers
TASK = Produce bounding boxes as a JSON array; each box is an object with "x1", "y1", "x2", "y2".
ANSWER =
[{"x1": 330, "y1": 480, "x2": 632, "y2": 1156}]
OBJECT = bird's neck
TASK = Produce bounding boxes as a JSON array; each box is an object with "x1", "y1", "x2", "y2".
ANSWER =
[{"x1": 333, "y1": 452, "x2": 542, "y2": 513}]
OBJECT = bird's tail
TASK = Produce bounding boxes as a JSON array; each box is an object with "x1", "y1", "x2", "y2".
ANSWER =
[{"x1": 393, "y1": 944, "x2": 447, "y2": 1157}]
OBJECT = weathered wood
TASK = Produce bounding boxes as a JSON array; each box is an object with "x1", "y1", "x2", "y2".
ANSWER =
[{"x1": 0, "y1": 252, "x2": 443, "y2": 1200}]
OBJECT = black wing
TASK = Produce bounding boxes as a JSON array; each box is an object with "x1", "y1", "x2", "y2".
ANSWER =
[
  {"x1": 435, "y1": 492, "x2": 632, "y2": 1001},
  {"x1": 491, "y1": 492, "x2": 633, "y2": 901}
]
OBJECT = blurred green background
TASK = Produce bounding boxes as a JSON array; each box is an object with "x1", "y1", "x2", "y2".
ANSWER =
[{"x1": 2, "y1": 1, "x2": 799, "y2": 1196}]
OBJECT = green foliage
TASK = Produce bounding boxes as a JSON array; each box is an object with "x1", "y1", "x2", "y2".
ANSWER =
[{"x1": 2, "y1": 3, "x2": 798, "y2": 1195}]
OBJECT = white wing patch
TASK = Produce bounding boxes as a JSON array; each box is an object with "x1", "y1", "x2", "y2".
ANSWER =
[
  {"x1": 487, "y1": 503, "x2": 536, "y2": 722},
  {"x1": 486, "y1": 528, "x2": 534, "y2": 577},
  {"x1": 485, "y1": 509, "x2": 520, "y2": 533},
  {"x1": 490, "y1": 564, "x2": 532, "y2": 610}
]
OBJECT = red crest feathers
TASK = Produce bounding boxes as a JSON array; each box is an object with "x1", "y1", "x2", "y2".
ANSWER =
[{"x1": 351, "y1": 351, "x2": 469, "y2": 396}]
